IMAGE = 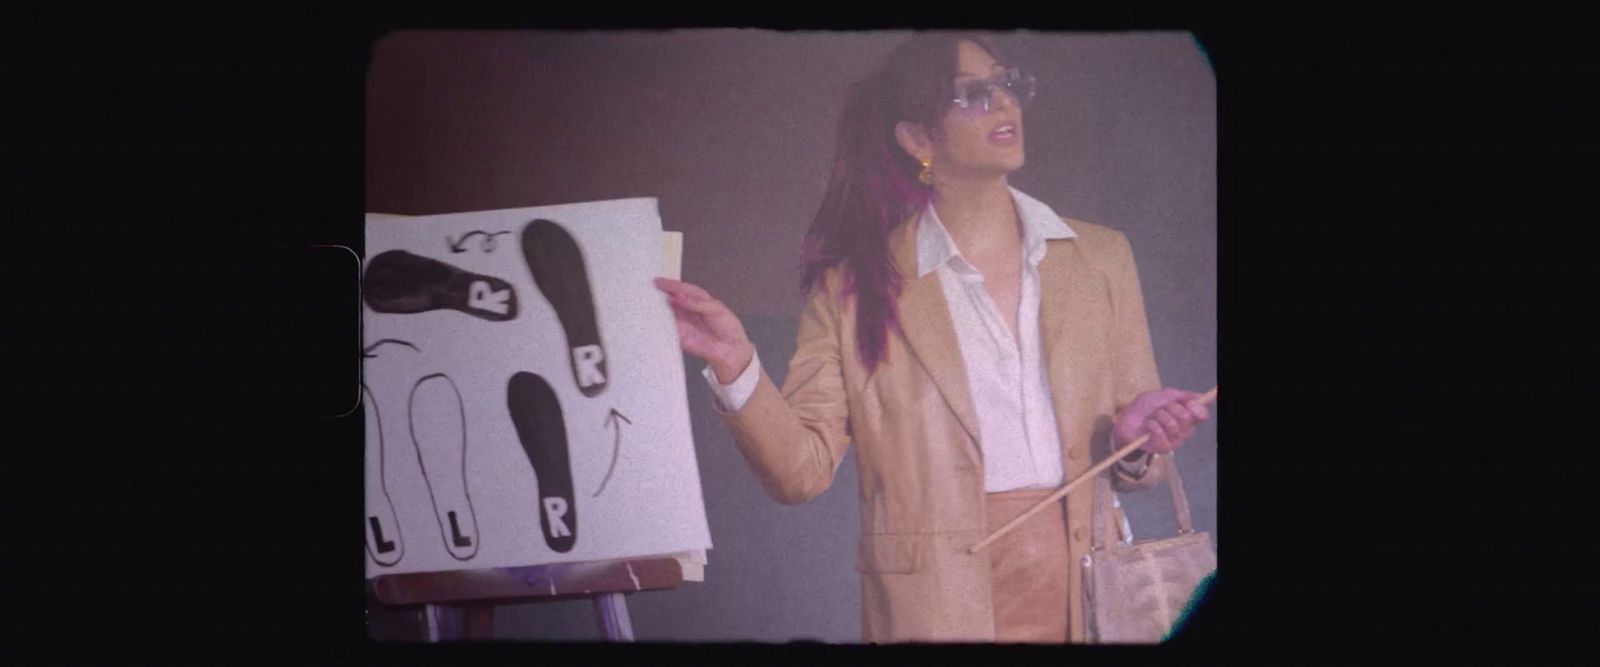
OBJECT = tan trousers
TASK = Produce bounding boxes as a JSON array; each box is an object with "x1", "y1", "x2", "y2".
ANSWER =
[{"x1": 985, "y1": 487, "x2": 1071, "y2": 643}]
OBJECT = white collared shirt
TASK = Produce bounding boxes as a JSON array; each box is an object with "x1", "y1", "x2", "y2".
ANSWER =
[
  {"x1": 703, "y1": 187, "x2": 1133, "y2": 492},
  {"x1": 910, "y1": 188, "x2": 1072, "y2": 491}
]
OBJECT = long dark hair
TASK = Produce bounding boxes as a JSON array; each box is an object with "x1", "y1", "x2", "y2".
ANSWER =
[{"x1": 798, "y1": 33, "x2": 1006, "y2": 373}]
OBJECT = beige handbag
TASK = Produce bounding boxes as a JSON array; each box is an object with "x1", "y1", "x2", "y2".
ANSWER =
[{"x1": 1081, "y1": 452, "x2": 1216, "y2": 643}]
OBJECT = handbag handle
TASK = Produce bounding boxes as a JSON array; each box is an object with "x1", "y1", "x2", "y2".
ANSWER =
[{"x1": 1093, "y1": 447, "x2": 1198, "y2": 552}]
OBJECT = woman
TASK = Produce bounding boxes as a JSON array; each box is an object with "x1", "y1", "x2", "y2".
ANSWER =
[{"x1": 654, "y1": 34, "x2": 1210, "y2": 643}]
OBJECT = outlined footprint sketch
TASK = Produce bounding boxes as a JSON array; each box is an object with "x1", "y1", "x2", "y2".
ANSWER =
[
  {"x1": 409, "y1": 374, "x2": 480, "y2": 561},
  {"x1": 363, "y1": 249, "x2": 518, "y2": 321},
  {"x1": 362, "y1": 384, "x2": 404, "y2": 566},
  {"x1": 507, "y1": 372, "x2": 577, "y2": 553},
  {"x1": 521, "y1": 219, "x2": 607, "y2": 397},
  {"x1": 361, "y1": 339, "x2": 419, "y2": 566}
]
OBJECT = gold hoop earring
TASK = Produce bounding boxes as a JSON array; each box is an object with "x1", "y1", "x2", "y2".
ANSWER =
[{"x1": 918, "y1": 156, "x2": 935, "y2": 185}]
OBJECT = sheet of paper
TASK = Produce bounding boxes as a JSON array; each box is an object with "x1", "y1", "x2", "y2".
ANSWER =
[{"x1": 362, "y1": 199, "x2": 711, "y2": 578}]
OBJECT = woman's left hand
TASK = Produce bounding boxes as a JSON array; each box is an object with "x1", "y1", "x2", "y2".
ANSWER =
[{"x1": 1113, "y1": 388, "x2": 1212, "y2": 454}]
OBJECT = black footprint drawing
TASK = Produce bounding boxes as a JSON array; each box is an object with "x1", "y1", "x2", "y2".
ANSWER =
[
  {"x1": 363, "y1": 385, "x2": 404, "y2": 566},
  {"x1": 521, "y1": 219, "x2": 607, "y2": 397},
  {"x1": 363, "y1": 250, "x2": 518, "y2": 321},
  {"x1": 507, "y1": 372, "x2": 577, "y2": 553},
  {"x1": 409, "y1": 374, "x2": 479, "y2": 561}
]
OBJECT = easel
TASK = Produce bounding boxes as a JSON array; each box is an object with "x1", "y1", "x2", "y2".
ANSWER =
[{"x1": 368, "y1": 555, "x2": 692, "y2": 641}]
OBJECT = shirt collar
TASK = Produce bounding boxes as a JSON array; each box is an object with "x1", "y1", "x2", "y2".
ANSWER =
[{"x1": 915, "y1": 186, "x2": 1076, "y2": 279}]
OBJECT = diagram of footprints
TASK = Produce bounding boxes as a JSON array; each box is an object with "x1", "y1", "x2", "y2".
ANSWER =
[
  {"x1": 360, "y1": 218, "x2": 620, "y2": 564},
  {"x1": 362, "y1": 220, "x2": 609, "y2": 392},
  {"x1": 361, "y1": 343, "x2": 478, "y2": 563}
]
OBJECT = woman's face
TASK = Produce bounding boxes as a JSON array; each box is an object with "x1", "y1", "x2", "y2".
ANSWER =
[{"x1": 927, "y1": 40, "x2": 1027, "y2": 182}]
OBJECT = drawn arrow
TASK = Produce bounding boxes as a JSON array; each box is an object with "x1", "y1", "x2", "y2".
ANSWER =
[
  {"x1": 362, "y1": 339, "x2": 420, "y2": 359},
  {"x1": 447, "y1": 230, "x2": 512, "y2": 254},
  {"x1": 593, "y1": 408, "x2": 632, "y2": 497}
]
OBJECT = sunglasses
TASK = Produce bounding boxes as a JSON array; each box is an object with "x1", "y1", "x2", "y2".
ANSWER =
[{"x1": 950, "y1": 67, "x2": 1037, "y2": 118}]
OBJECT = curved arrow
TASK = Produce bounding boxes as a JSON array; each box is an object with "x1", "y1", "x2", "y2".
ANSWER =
[
  {"x1": 447, "y1": 230, "x2": 512, "y2": 254},
  {"x1": 362, "y1": 339, "x2": 420, "y2": 359},
  {"x1": 593, "y1": 408, "x2": 631, "y2": 497}
]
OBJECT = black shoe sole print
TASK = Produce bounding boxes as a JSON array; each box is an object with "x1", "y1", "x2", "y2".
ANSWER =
[
  {"x1": 521, "y1": 219, "x2": 607, "y2": 397},
  {"x1": 363, "y1": 250, "x2": 518, "y2": 321},
  {"x1": 409, "y1": 374, "x2": 480, "y2": 561},
  {"x1": 363, "y1": 385, "x2": 404, "y2": 566},
  {"x1": 506, "y1": 372, "x2": 577, "y2": 553}
]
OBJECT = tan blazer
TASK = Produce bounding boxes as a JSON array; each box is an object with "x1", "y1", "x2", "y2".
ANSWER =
[{"x1": 713, "y1": 214, "x2": 1168, "y2": 643}]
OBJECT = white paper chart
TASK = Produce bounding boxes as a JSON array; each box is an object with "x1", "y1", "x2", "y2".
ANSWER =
[{"x1": 362, "y1": 198, "x2": 710, "y2": 578}]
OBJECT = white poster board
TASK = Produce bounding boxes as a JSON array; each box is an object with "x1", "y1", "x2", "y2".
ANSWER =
[{"x1": 362, "y1": 198, "x2": 710, "y2": 578}]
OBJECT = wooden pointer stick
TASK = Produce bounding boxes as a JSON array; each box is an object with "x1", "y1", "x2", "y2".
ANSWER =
[{"x1": 968, "y1": 386, "x2": 1218, "y2": 554}]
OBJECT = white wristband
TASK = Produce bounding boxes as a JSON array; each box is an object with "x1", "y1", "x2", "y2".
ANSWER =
[{"x1": 702, "y1": 349, "x2": 761, "y2": 413}]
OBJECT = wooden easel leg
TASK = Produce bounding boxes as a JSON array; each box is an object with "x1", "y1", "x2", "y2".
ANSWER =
[
  {"x1": 593, "y1": 592, "x2": 635, "y2": 641},
  {"x1": 465, "y1": 605, "x2": 495, "y2": 640},
  {"x1": 425, "y1": 604, "x2": 459, "y2": 642},
  {"x1": 365, "y1": 591, "x2": 434, "y2": 642}
]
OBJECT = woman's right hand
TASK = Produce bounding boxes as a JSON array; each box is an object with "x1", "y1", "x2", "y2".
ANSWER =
[{"x1": 655, "y1": 277, "x2": 755, "y2": 384}]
